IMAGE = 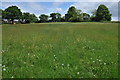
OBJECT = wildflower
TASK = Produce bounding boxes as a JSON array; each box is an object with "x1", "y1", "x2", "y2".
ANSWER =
[
  {"x1": 77, "y1": 72, "x2": 80, "y2": 75},
  {"x1": 67, "y1": 64, "x2": 70, "y2": 67},
  {"x1": 3, "y1": 68, "x2": 6, "y2": 71},
  {"x1": 93, "y1": 61, "x2": 95, "y2": 63},
  {"x1": 99, "y1": 60, "x2": 101, "y2": 62},
  {"x1": 28, "y1": 53, "x2": 30, "y2": 56},
  {"x1": 2, "y1": 65, "x2": 5, "y2": 67},
  {"x1": 54, "y1": 55, "x2": 56, "y2": 57},
  {"x1": 11, "y1": 76, "x2": 14, "y2": 78},
  {"x1": 55, "y1": 65, "x2": 58, "y2": 68},
  {"x1": 24, "y1": 62, "x2": 26, "y2": 64},
  {"x1": 104, "y1": 63, "x2": 106, "y2": 65},
  {"x1": 62, "y1": 64, "x2": 64, "y2": 66}
]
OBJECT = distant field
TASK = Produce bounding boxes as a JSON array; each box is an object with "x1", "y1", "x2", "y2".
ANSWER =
[{"x1": 2, "y1": 22, "x2": 118, "y2": 78}]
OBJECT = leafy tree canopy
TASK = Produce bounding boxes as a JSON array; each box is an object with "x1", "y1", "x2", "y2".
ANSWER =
[
  {"x1": 96, "y1": 4, "x2": 112, "y2": 21},
  {"x1": 39, "y1": 14, "x2": 49, "y2": 22},
  {"x1": 4, "y1": 6, "x2": 22, "y2": 23},
  {"x1": 22, "y1": 12, "x2": 38, "y2": 23},
  {"x1": 50, "y1": 13, "x2": 61, "y2": 22}
]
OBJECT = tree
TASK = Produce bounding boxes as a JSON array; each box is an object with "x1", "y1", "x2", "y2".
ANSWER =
[
  {"x1": 2, "y1": 10, "x2": 6, "y2": 19},
  {"x1": 95, "y1": 4, "x2": 112, "y2": 21},
  {"x1": 66, "y1": 6, "x2": 77, "y2": 22},
  {"x1": 22, "y1": 12, "x2": 38, "y2": 23},
  {"x1": 0, "y1": 9, "x2": 2, "y2": 17},
  {"x1": 50, "y1": 13, "x2": 61, "y2": 22},
  {"x1": 91, "y1": 9, "x2": 97, "y2": 17},
  {"x1": 91, "y1": 9, "x2": 97, "y2": 21},
  {"x1": 50, "y1": 13, "x2": 56, "y2": 22},
  {"x1": 56, "y1": 13, "x2": 61, "y2": 22},
  {"x1": 61, "y1": 16, "x2": 65, "y2": 22},
  {"x1": 4, "y1": 6, "x2": 22, "y2": 24},
  {"x1": 65, "y1": 6, "x2": 83, "y2": 22},
  {"x1": 83, "y1": 13, "x2": 90, "y2": 21},
  {"x1": 22, "y1": 13, "x2": 31, "y2": 23},
  {"x1": 76, "y1": 9, "x2": 83, "y2": 21},
  {"x1": 1, "y1": 9, "x2": 9, "y2": 23},
  {"x1": 0, "y1": 9, "x2": 2, "y2": 24},
  {"x1": 30, "y1": 14, "x2": 38, "y2": 23},
  {"x1": 65, "y1": 14, "x2": 69, "y2": 22},
  {"x1": 39, "y1": 14, "x2": 49, "y2": 22}
]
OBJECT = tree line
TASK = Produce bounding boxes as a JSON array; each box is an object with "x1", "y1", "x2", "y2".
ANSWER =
[{"x1": 0, "y1": 4, "x2": 112, "y2": 24}]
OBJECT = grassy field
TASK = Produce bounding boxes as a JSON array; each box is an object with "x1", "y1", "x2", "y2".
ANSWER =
[{"x1": 2, "y1": 22, "x2": 118, "y2": 78}]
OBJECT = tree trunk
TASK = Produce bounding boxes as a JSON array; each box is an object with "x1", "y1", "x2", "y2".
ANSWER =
[{"x1": 11, "y1": 19, "x2": 14, "y2": 24}]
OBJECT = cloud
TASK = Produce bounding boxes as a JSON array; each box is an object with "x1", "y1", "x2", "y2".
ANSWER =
[
  {"x1": 25, "y1": 2, "x2": 45, "y2": 15},
  {"x1": 56, "y1": 8, "x2": 63, "y2": 12}
]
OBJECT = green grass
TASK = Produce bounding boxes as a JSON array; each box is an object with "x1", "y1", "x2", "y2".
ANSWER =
[{"x1": 2, "y1": 22, "x2": 118, "y2": 78}]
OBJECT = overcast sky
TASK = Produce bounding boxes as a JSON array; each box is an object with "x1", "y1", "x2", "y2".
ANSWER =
[{"x1": 1, "y1": 1, "x2": 119, "y2": 21}]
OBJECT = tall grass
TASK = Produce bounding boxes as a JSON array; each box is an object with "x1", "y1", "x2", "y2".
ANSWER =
[{"x1": 2, "y1": 23, "x2": 118, "y2": 78}]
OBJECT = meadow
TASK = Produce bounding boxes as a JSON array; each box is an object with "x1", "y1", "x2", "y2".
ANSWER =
[{"x1": 2, "y1": 22, "x2": 118, "y2": 78}]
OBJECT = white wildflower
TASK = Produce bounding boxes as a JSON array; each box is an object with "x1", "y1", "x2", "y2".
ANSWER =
[
  {"x1": 24, "y1": 62, "x2": 26, "y2": 64},
  {"x1": 62, "y1": 64, "x2": 64, "y2": 66},
  {"x1": 11, "y1": 76, "x2": 14, "y2": 78},
  {"x1": 67, "y1": 64, "x2": 70, "y2": 67},
  {"x1": 2, "y1": 65, "x2": 5, "y2": 67},
  {"x1": 77, "y1": 72, "x2": 80, "y2": 75},
  {"x1": 99, "y1": 60, "x2": 101, "y2": 62},
  {"x1": 3, "y1": 68, "x2": 6, "y2": 71},
  {"x1": 104, "y1": 63, "x2": 106, "y2": 65},
  {"x1": 28, "y1": 53, "x2": 30, "y2": 56}
]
